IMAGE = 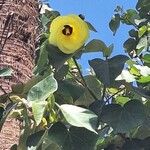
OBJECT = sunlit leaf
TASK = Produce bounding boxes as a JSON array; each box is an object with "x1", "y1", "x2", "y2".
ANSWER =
[
  {"x1": 27, "y1": 74, "x2": 58, "y2": 125},
  {"x1": 27, "y1": 74, "x2": 57, "y2": 102},
  {"x1": 32, "y1": 101, "x2": 47, "y2": 125},
  {"x1": 137, "y1": 76, "x2": 150, "y2": 83},
  {"x1": 59, "y1": 104, "x2": 98, "y2": 133},
  {"x1": 115, "y1": 96, "x2": 130, "y2": 106},
  {"x1": 136, "y1": 36, "x2": 148, "y2": 54},
  {"x1": 138, "y1": 25, "x2": 147, "y2": 37}
]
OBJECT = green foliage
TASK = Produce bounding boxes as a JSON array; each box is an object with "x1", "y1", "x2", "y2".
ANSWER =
[
  {"x1": 27, "y1": 74, "x2": 58, "y2": 125},
  {"x1": 89, "y1": 55, "x2": 129, "y2": 87},
  {"x1": 101, "y1": 100, "x2": 146, "y2": 133},
  {"x1": 59, "y1": 104, "x2": 98, "y2": 133},
  {"x1": 109, "y1": 14, "x2": 120, "y2": 35},
  {"x1": 26, "y1": 122, "x2": 98, "y2": 150},
  {"x1": 0, "y1": 68, "x2": 13, "y2": 77},
  {"x1": 85, "y1": 39, "x2": 113, "y2": 57},
  {"x1": 0, "y1": 1, "x2": 150, "y2": 149}
]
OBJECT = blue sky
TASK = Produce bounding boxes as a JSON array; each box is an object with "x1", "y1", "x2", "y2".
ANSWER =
[{"x1": 43, "y1": 0, "x2": 137, "y2": 74}]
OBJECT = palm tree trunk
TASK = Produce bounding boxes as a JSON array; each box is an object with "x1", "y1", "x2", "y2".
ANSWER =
[{"x1": 0, "y1": 0, "x2": 39, "y2": 149}]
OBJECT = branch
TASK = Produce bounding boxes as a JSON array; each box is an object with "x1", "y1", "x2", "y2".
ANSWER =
[
  {"x1": 73, "y1": 57, "x2": 99, "y2": 101},
  {"x1": 105, "y1": 87, "x2": 125, "y2": 104}
]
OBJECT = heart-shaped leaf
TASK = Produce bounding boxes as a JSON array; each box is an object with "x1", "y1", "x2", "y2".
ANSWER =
[
  {"x1": 101, "y1": 100, "x2": 146, "y2": 133},
  {"x1": 89, "y1": 55, "x2": 129, "y2": 87},
  {"x1": 59, "y1": 104, "x2": 98, "y2": 133},
  {"x1": 48, "y1": 122, "x2": 98, "y2": 150}
]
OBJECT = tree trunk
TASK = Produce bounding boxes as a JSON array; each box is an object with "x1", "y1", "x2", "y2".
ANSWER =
[{"x1": 0, "y1": 0, "x2": 39, "y2": 149}]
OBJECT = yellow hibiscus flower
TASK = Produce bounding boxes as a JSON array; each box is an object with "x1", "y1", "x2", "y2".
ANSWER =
[{"x1": 49, "y1": 14, "x2": 89, "y2": 54}]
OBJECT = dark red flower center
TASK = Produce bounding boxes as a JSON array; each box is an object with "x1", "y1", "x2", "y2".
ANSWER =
[{"x1": 62, "y1": 25, "x2": 73, "y2": 36}]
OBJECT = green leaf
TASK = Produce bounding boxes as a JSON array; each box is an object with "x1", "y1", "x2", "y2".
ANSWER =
[
  {"x1": 137, "y1": 76, "x2": 150, "y2": 83},
  {"x1": 137, "y1": 0, "x2": 150, "y2": 18},
  {"x1": 56, "y1": 79, "x2": 85, "y2": 103},
  {"x1": 12, "y1": 75, "x2": 48, "y2": 95},
  {"x1": 59, "y1": 104, "x2": 98, "y2": 133},
  {"x1": 84, "y1": 75, "x2": 102, "y2": 100},
  {"x1": 27, "y1": 74, "x2": 58, "y2": 125},
  {"x1": 75, "y1": 88, "x2": 95, "y2": 107},
  {"x1": 136, "y1": 0, "x2": 149, "y2": 9},
  {"x1": 123, "y1": 38, "x2": 137, "y2": 53},
  {"x1": 122, "y1": 138, "x2": 146, "y2": 150},
  {"x1": 41, "y1": 14, "x2": 50, "y2": 27},
  {"x1": 68, "y1": 127, "x2": 98, "y2": 150},
  {"x1": 89, "y1": 55, "x2": 129, "y2": 87},
  {"x1": 109, "y1": 14, "x2": 120, "y2": 35},
  {"x1": 138, "y1": 25, "x2": 147, "y2": 37},
  {"x1": 115, "y1": 96, "x2": 130, "y2": 106},
  {"x1": 26, "y1": 130, "x2": 46, "y2": 149},
  {"x1": 89, "y1": 100, "x2": 104, "y2": 116},
  {"x1": 133, "y1": 117, "x2": 150, "y2": 140},
  {"x1": 0, "y1": 68, "x2": 13, "y2": 77},
  {"x1": 48, "y1": 123, "x2": 98, "y2": 150},
  {"x1": 34, "y1": 40, "x2": 49, "y2": 75},
  {"x1": 136, "y1": 36, "x2": 148, "y2": 54},
  {"x1": 142, "y1": 54, "x2": 150, "y2": 63},
  {"x1": 54, "y1": 64, "x2": 69, "y2": 80},
  {"x1": 48, "y1": 122, "x2": 68, "y2": 148},
  {"x1": 0, "y1": 107, "x2": 4, "y2": 121},
  {"x1": 46, "y1": 10, "x2": 60, "y2": 21},
  {"x1": 11, "y1": 83, "x2": 25, "y2": 95},
  {"x1": 47, "y1": 44, "x2": 72, "y2": 71},
  {"x1": 32, "y1": 101, "x2": 47, "y2": 125},
  {"x1": 27, "y1": 74, "x2": 58, "y2": 102},
  {"x1": 0, "y1": 103, "x2": 17, "y2": 131},
  {"x1": 101, "y1": 100, "x2": 146, "y2": 133},
  {"x1": 45, "y1": 143, "x2": 60, "y2": 150},
  {"x1": 129, "y1": 29, "x2": 138, "y2": 38},
  {"x1": 132, "y1": 86, "x2": 150, "y2": 99},
  {"x1": 122, "y1": 9, "x2": 140, "y2": 25},
  {"x1": 103, "y1": 44, "x2": 114, "y2": 57},
  {"x1": 130, "y1": 66, "x2": 141, "y2": 76},
  {"x1": 85, "y1": 39, "x2": 107, "y2": 52},
  {"x1": 54, "y1": 89, "x2": 73, "y2": 105},
  {"x1": 86, "y1": 21, "x2": 97, "y2": 32}
]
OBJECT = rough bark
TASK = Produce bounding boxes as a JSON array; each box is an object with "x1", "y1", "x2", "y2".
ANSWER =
[{"x1": 0, "y1": 0, "x2": 39, "y2": 149}]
